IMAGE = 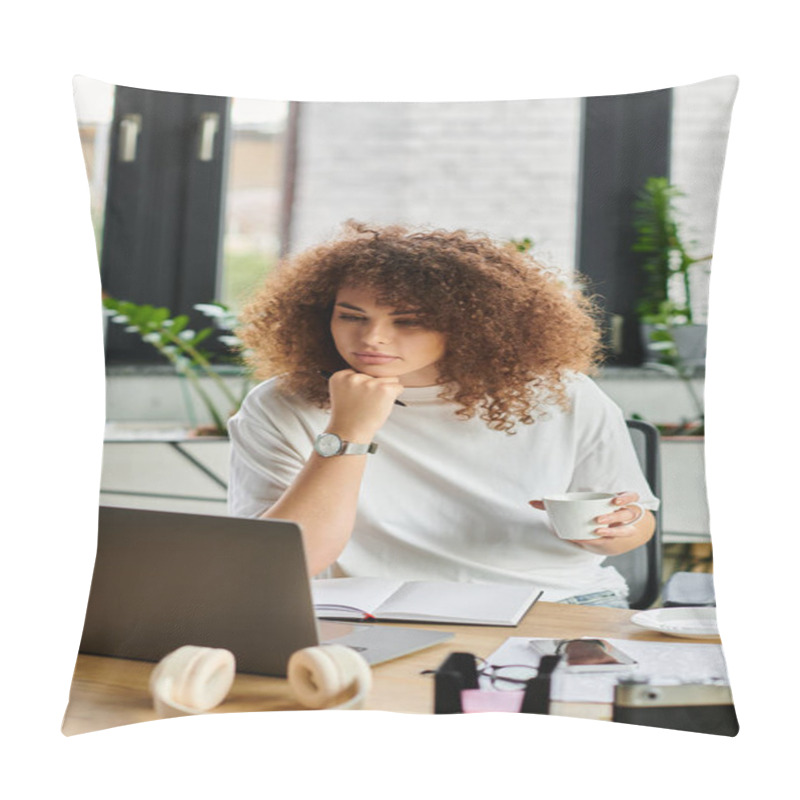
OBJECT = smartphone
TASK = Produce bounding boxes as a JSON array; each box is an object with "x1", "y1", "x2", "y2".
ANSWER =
[{"x1": 529, "y1": 638, "x2": 637, "y2": 673}]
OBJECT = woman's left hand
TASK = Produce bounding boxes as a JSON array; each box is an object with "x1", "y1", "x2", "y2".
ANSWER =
[
  {"x1": 588, "y1": 491, "x2": 645, "y2": 539},
  {"x1": 529, "y1": 491, "x2": 653, "y2": 554}
]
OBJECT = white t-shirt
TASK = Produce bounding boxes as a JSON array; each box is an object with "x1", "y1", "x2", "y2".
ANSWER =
[{"x1": 227, "y1": 373, "x2": 659, "y2": 602}]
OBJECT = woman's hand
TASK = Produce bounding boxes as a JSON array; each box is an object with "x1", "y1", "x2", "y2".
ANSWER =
[
  {"x1": 529, "y1": 491, "x2": 655, "y2": 555},
  {"x1": 327, "y1": 369, "x2": 406, "y2": 442},
  {"x1": 587, "y1": 491, "x2": 645, "y2": 538}
]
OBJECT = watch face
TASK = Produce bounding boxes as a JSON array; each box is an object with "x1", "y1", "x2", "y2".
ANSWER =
[{"x1": 315, "y1": 433, "x2": 342, "y2": 457}]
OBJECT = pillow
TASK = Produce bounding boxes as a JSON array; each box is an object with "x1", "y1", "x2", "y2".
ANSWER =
[{"x1": 65, "y1": 75, "x2": 739, "y2": 738}]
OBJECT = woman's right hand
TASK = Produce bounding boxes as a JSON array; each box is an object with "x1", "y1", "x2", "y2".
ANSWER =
[{"x1": 326, "y1": 369, "x2": 405, "y2": 442}]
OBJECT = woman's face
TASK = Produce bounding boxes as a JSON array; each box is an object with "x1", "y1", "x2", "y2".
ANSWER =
[{"x1": 330, "y1": 285, "x2": 447, "y2": 387}]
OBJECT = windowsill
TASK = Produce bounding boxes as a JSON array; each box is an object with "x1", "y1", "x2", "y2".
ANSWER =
[
  {"x1": 596, "y1": 364, "x2": 705, "y2": 380},
  {"x1": 104, "y1": 363, "x2": 703, "y2": 379},
  {"x1": 105, "y1": 363, "x2": 248, "y2": 377}
]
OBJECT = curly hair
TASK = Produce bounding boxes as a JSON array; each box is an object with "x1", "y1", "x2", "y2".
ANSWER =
[{"x1": 239, "y1": 221, "x2": 604, "y2": 432}]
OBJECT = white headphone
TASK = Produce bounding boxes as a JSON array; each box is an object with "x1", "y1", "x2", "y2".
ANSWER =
[
  {"x1": 149, "y1": 645, "x2": 236, "y2": 718},
  {"x1": 150, "y1": 644, "x2": 372, "y2": 717},
  {"x1": 287, "y1": 643, "x2": 372, "y2": 710}
]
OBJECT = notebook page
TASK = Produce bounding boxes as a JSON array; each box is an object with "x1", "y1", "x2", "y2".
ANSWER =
[
  {"x1": 376, "y1": 581, "x2": 537, "y2": 624},
  {"x1": 312, "y1": 577, "x2": 404, "y2": 615}
]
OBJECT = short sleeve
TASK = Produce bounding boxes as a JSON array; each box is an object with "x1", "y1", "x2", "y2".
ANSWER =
[
  {"x1": 226, "y1": 384, "x2": 317, "y2": 518},
  {"x1": 567, "y1": 377, "x2": 660, "y2": 511}
]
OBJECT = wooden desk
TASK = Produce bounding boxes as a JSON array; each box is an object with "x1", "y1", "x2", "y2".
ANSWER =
[{"x1": 62, "y1": 601, "x2": 718, "y2": 736}]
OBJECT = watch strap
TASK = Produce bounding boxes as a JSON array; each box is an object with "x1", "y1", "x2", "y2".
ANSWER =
[{"x1": 340, "y1": 441, "x2": 379, "y2": 455}]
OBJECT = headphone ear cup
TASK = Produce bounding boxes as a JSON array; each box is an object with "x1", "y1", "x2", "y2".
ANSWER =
[
  {"x1": 329, "y1": 645, "x2": 372, "y2": 708},
  {"x1": 288, "y1": 644, "x2": 372, "y2": 710},
  {"x1": 174, "y1": 647, "x2": 236, "y2": 710},
  {"x1": 150, "y1": 645, "x2": 236, "y2": 716},
  {"x1": 288, "y1": 646, "x2": 345, "y2": 709}
]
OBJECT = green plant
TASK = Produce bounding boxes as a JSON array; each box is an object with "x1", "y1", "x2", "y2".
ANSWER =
[
  {"x1": 509, "y1": 237, "x2": 535, "y2": 253},
  {"x1": 630, "y1": 179, "x2": 711, "y2": 434},
  {"x1": 633, "y1": 177, "x2": 711, "y2": 325},
  {"x1": 103, "y1": 297, "x2": 251, "y2": 435},
  {"x1": 633, "y1": 178, "x2": 710, "y2": 365}
]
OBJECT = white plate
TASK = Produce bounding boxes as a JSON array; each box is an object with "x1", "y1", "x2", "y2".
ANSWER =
[{"x1": 630, "y1": 607, "x2": 720, "y2": 640}]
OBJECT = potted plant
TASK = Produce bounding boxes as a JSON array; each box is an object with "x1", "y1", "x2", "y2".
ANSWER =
[
  {"x1": 629, "y1": 180, "x2": 713, "y2": 552},
  {"x1": 632, "y1": 177, "x2": 712, "y2": 371},
  {"x1": 103, "y1": 297, "x2": 251, "y2": 436}
]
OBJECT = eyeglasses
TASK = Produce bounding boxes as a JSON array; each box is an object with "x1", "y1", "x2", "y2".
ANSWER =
[
  {"x1": 476, "y1": 658, "x2": 541, "y2": 690},
  {"x1": 421, "y1": 656, "x2": 540, "y2": 691}
]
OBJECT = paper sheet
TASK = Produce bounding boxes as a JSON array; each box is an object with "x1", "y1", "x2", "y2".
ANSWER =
[{"x1": 486, "y1": 637, "x2": 731, "y2": 703}]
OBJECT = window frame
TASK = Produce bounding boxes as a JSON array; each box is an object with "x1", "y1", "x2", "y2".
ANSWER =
[
  {"x1": 101, "y1": 86, "x2": 231, "y2": 363},
  {"x1": 576, "y1": 88, "x2": 673, "y2": 365}
]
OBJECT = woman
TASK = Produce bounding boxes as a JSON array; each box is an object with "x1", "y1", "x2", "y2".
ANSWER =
[{"x1": 228, "y1": 221, "x2": 658, "y2": 607}]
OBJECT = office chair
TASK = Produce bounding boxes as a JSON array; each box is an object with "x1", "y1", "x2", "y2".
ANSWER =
[
  {"x1": 661, "y1": 570, "x2": 716, "y2": 606},
  {"x1": 606, "y1": 420, "x2": 663, "y2": 610}
]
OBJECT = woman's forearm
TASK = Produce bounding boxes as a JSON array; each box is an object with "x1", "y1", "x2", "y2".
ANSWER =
[
  {"x1": 261, "y1": 371, "x2": 405, "y2": 574},
  {"x1": 261, "y1": 450, "x2": 370, "y2": 576}
]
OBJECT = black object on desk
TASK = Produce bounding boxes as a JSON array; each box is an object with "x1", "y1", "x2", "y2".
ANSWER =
[
  {"x1": 433, "y1": 652, "x2": 561, "y2": 715},
  {"x1": 612, "y1": 678, "x2": 738, "y2": 736}
]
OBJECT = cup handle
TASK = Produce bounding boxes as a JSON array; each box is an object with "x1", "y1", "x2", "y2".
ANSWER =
[{"x1": 625, "y1": 502, "x2": 645, "y2": 526}]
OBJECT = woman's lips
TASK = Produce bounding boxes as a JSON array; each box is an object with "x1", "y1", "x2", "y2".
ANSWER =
[{"x1": 353, "y1": 352, "x2": 399, "y2": 365}]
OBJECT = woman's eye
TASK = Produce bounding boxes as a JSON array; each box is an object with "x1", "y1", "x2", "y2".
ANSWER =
[{"x1": 335, "y1": 313, "x2": 424, "y2": 328}]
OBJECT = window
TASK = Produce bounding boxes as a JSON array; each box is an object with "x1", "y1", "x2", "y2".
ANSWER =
[
  {"x1": 220, "y1": 98, "x2": 290, "y2": 314},
  {"x1": 75, "y1": 80, "x2": 292, "y2": 363}
]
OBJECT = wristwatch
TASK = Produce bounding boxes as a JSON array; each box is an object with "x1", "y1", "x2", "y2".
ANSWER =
[{"x1": 313, "y1": 432, "x2": 378, "y2": 457}]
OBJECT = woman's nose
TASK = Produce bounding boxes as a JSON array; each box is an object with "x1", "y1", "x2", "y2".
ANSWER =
[{"x1": 362, "y1": 320, "x2": 391, "y2": 345}]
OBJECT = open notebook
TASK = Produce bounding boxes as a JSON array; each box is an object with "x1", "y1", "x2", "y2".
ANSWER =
[{"x1": 312, "y1": 577, "x2": 542, "y2": 626}]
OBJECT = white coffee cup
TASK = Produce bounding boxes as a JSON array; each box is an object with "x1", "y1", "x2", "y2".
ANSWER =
[{"x1": 542, "y1": 492, "x2": 617, "y2": 540}]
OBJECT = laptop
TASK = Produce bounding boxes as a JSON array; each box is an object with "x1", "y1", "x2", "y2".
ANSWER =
[{"x1": 79, "y1": 506, "x2": 452, "y2": 676}]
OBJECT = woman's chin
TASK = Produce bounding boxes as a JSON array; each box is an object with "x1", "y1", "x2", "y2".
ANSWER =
[
  {"x1": 345, "y1": 363, "x2": 395, "y2": 378},
  {"x1": 341, "y1": 359, "x2": 439, "y2": 387},
  {"x1": 344, "y1": 359, "x2": 401, "y2": 377}
]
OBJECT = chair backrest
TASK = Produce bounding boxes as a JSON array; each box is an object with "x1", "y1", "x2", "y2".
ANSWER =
[{"x1": 606, "y1": 420, "x2": 663, "y2": 610}]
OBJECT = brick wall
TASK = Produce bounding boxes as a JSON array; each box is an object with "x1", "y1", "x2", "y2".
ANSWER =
[{"x1": 291, "y1": 98, "x2": 581, "y2": 271}]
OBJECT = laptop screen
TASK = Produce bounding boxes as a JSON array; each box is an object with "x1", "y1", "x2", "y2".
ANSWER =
[{"x1": 79, "y1": 507, "x2": 320, "y2": 676}]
